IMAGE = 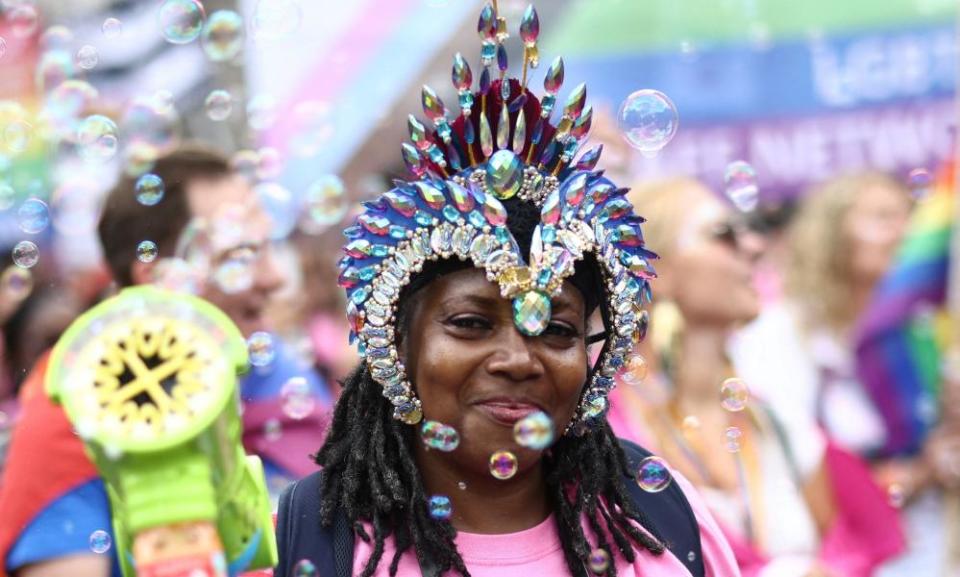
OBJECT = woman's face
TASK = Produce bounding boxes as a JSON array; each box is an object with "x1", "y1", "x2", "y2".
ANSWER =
[
  {"x1": 842, "y1": 184, "x2": 912, "y2": 287},
  {"x1": 403, "y1": 267, "x2": 588, "y2": 479},
  {"x1": 666, "y1": 187, "x2": 764, "y2": 327}
]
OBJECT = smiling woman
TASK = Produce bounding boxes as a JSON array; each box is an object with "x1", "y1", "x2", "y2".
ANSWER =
[{"x1": 274, "y1": 3, "x2": 742, "y2": 576}]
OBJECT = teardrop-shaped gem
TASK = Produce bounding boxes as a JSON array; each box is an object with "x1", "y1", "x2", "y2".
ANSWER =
[
  {"x1": 497, "y1": 44, "x2": 508, "y2": 73},
  {"x1": 430, "y1": 225, "x2": 455, "y2": 254},
  {"x1": 496, "y1": 102, "x2": 510, "y2": 150},
  {"x1": 477, "y1": 3, "x2": 496, "y2": 39},
  {"x1": 538, "y1": 140, "x2": 558, "y2": 167},
  {"x1": 599, "y1": 198, "x2": 632, "y2": 222},
  {"x1": 541, "y1": 190, "x2": 561, "y2": 225},
  {"x1": 479, "y1": 110, "x2": 493, "y2": 157},
  {"x1": 531, "y1": 118, "x2": 545, "y2": 145},
  {"x1": 415, "y1": 181, "x2": 446, "y2": 210},
  {"x1": 544, "y1": 57, "x2": 564, "y2": 94},
  {"x1": 571, "y1": 105, "x2": 593, "y2": 139},
  {"x1": 408, "y1": 115, "x2": 430, "y2": 151},
  {"x1": 558, "y1": 229, "x2": 584, "y2": 255},
  {"x1": 574, "y1": 145, "x2": 603, "y2": 171},
  {"x1": 421, "y1": 85, "x2": 447, "y2": 121},
  {"x1": 452, "y1": 53, "x2": 472, "y2": 91},
  {"x1": 464, "y1": 118, "x2": 476, "y2": 144},
  {"x1": 520, "y1": 5, "x2": 540, "y2": 46},
  {"x1": 383, "y1": 190, "x2": 417, "y2": 218},
  {"x1": 338, "y1": 267, "x2": 361, "y2": 289},
  {"x1": 485, "y1": 150, "x2": 522, "y2": 199},
  {"x1": 447, "y1": 181, "x2": 475, "y2": 212},
  {"x1": 512, "y1": 108, "x2": 526, "y2": 152},
  {"x1": 446, "y1": 140, "x2": 462, "y2": 171},
  {"x1": 508, "y1": 93, "x2": 527, "y2": 113},
  {"x1": 346, "y1": 300, "x2": 363, "y2": 333},
  {"x1": 564, "y1": 173, "x2": 588, "y2": 207},
  {"x1": 401, "y1": 143, "x2": 424, "y2": 178},
  {"x1": 483, "y1": 194, "x2": 508, "y2": 226},
  {"x1": 359, "y1": 214, "x2": 391, "y2": 236},
  {"x1": 345, "y1": 239, "x2": 372, "y2": 258},
  {"x1": 563, "y1": 83, "x2": 587, "y2": 120},
  {"x1": 480, "y1": 67, "x2": 491, "y2": 94},
  {"x1": 530, "y1": 225, "x2": 544, "y2": 266},
  {"x1": 613, "y1": 224, "x2": 642, "y2": 247},
  {"x1": 452, "y1": 227, "x2": 472, "y2": 257}
]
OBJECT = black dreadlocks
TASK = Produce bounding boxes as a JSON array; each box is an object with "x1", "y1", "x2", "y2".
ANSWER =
[{"x1": 314, "y1": 362, "x2": 666, "y2": 577}]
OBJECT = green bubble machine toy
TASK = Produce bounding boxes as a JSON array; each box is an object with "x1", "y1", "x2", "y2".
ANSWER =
[{"x1": 45, "y1": 286, "x2": 277, "y2": 577}]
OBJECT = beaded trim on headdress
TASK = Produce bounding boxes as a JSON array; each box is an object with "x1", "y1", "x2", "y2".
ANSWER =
[{"x1": 337, "y1": 2, "x2": 657, "y2": 431}]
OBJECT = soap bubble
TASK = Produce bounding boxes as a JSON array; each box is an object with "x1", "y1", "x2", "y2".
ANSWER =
[
  {"x1": 619, "y1": 355, "x2": 648, "y2": 386},
  {"x1": 135, "y1": 173, "x2": 164, "y2": 206},
  {"x1": 513, "y1": 411, "x2": 554, "y2": 450},
  {"x1": 213, "y1": 251, "x2": 255, "y2": 293},
  {"x1": 204, "y1": 89, "x2": 232, "y2": 121},
  {"x1": 230, "y1": 149, "x2": 260, "y2": 182},
  {"x1": 420, "y1": 420, "x2": 460, "y2": 452},
  {"x1": 489, "y1": 450, "x2": 518, "y2": 480},
  {"x1": 9, "y1": 5, "x2": 40, "y2": 38},
  {"x1": 0, "y1": 266, "x2": 33, "y2": 300},
  {"x1": 636, "y1": 455, "x2": 672, "y2": 493},
  {"x1": 255, "y1": 147, "x2": 282, "y2": 180},
  {"x1": 428, "y1": 495, "x2": 452, "y2": 520},
  {"x1": 201, "y1": 10, "x2": 243, "y2": 62},
  {"x1": 102, "y1": 18, "x2": 123, "y2": 38},
  {"x1": 77, "y1": 114, "x2": 119, "y2": 162},
  {"x1": 76, "y1": 45, "x2": 98, "y2": 70},
  {"x1": 121, "y1": 95, "x2": 181, "y2": 159},
  {"x1": 40, "y1": 26, "x2": 74, "y2": 50},
  {"x1": 907, "y1": 168, "x2": 933, "y2": 201},
  {"x1": 17, "y1": 198, "x2": 50, "y2": 234},
  {"x1": 0, "y1": 182, "x2": 14, "y2": 210},
  {"x1": 719, "y1": 378, "x2": 749, "y2": 412},
  {"x1": 89, "y1": 530, "x2": 112, "y2": 554},
  {"x1": 588, "y1": 548, "x2": 610, "y2": 574},
  {"x1": 724, "y1": 161, "x2": 759, "y2": 212},
  {"x1": 617, "y1": 89, "x2": 678, "y2": 154},
  {"x1": 281, "y1": 377, "x2": 316, "y2": 420},
  {"x1": 158, "y1": 0, "x2": 206, "y2": 44},
  {"x1": 137, "y1": 240, "x2": 158, "y2": 263},
  {"x1": 43, "y1": 80, "x2": 100, "y2": 141},
  {"x1": 248, "y1": 331, "x2": 276, "y2": 367},
  {"x1": 300, "y1": 175, "x2": 348, "y2": 234},
  {"x1": 251, "y1": 0, "x2": 302, "y2": 41},
  {"x1": 2, "y1": 119, "x2": 31, "y2": 155},
  {"x1": 12, "y1": 241, "x2": 39, "y2": 268},
  {"x1": 292, "y1": 559, "x2": 317, "y2": 577},
  {"x1": 255, "y1": 181, "x2": 298, "y2": 240},
  {"x1": 725, "y1": 426, "x2": 742, "y2": 453}
]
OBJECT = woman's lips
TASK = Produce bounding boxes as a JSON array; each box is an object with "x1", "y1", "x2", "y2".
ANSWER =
[{"x1": 474, "y1": 401, "x2": 542, "y2": 426}]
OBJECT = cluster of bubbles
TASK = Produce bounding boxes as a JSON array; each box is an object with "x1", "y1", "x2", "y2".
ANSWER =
[
  {"x1": 724, "y1": 426, "x2": 742, "y2": 453},
  {"x1": 136, "y1": 240, "x2": 158, "y2": 263},
  {"x1": 89, "y1": 530, "x2": 112, "y2": 554},
  {"x1": 723, "y1": 161, "x2": 759, "y2": 212},
  {"x1": 428, "y1": 495, "x2": 452, "y2": 520},
  {"x1": 12, "y1": 241, "x2": 39, "y2": 268},
  {"x1": 635, "y1": 455, "x2": 672, "y2": 493},
  {"x1": 280, "y1": 376, "x2": 316, "y2": 420},
  {"x1": 489, "y1": 450, "x2": 518, "y2": 480},
  {"x1": 513, "y1": 411, "x2": 554, "y2": 450},
  {"x1": 292, "y1": 559, "x2": 318, "y2": 577},
  {"x1": 421, "y1": 420, "x2": 461, "y2": 452},
  {"x1": 247, "y1": 332, "x2": 276, "y2": 367},
  {"x1": 907, "y1": 168, "x2": 932, "y2": 200},
  {"x1": 617, "y1": 89, "x2": 679, "y2": 156},
  {"x1": 719, "y1": 378, "x2": 749, "y2": 412},
  {"x1": 587, "y1": 547, "x2": 611, "y2": 574}
]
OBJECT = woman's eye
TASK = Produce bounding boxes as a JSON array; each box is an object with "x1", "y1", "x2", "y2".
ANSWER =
[
  {"x1": 448, "y1": 316, "x2": 491, "y2": 330},
  {"x1": 543, "y1": 323, "x2": 578, "y2": 338}
]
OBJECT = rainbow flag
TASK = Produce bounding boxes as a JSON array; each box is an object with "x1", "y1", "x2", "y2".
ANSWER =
[{"x1": 854, "y1": 163, "x2": 955, "y2": 457}]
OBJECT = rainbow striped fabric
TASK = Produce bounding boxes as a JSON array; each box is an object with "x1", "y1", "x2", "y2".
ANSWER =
[{"x1": 855, "y1": 162, "x2": 955, "y2": 457}]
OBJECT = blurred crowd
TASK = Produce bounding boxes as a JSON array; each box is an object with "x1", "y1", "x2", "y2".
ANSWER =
[{"x1": 0, "y1": 1, "x2": 958, "y2": 576}]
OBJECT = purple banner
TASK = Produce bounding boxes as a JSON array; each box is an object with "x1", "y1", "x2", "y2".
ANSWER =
[{"x1": 629, "y1": 98, "x2": 956, "y2": 202}]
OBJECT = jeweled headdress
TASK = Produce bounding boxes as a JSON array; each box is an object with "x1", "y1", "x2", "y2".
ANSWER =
[{"x1": 337, "y1": 2, "x2": 656, "y2": 431}]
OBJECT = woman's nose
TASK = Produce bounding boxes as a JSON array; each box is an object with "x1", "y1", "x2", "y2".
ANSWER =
[{"x1": 485, "y1": 327, "x2": 546, "y2": 382}]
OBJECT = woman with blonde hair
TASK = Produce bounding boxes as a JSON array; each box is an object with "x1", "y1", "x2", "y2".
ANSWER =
[{"x1": 607, "y1": 176, "x2": 904, "y2": 577}]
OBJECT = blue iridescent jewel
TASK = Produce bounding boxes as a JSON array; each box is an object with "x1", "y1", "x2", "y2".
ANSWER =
[
  {"x1": 594, "y1": 376, "x2": 613, "y2": 390},
  {"x1": 367, "y1": 347, "x2": 391, "y2": 359},
  {"x1": 540, "y1": 225, "x2": 557, "y2": 244},
  {"x1": 512, "y1": 291, "x2": 551, "y2": 336},
  {"x1": 359, "y1": 266, "x2": 377, "y2": 281},
  {"x1": 582, "y1": 392, "x2": 606, "y2": 419},
  {"x1": 494, "y1": 226, "x2": 510, "y2": 245},
  {"x1": 537, "y1": 268, "x2": 552, "y2": 287},
  {"x1": 350, "y1": 287, "x2": 370, "y2": 305},
  {"x1": 415, "y1": 211, "x2": 434, "y2": 226},
  {"x1": 389, "y1": 225, "x2": 407, "y2": 240},
  {"x1": 371, "y1": 244, "x2": 390, "y2": 257},
  {"x1": 468, "y1": 211, "x2": 487, "y2": 229},
  {"x1": 443, "y1": 205, "x2": 460, "y2": 223},
  {"x1": 343, "y1": 226, "x2": 362, "y2": 239},
  {"x1": 385, "y1": 383, "x2": 406, "y2": 399}
]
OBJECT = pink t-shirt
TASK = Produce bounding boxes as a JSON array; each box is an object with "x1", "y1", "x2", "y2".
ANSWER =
[{"x1": 353, "y1": 472, "x2": 741, "y2": 576}]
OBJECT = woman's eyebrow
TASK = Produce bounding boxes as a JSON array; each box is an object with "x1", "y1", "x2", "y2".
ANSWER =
[{"x1": 440, "y1": 293, "x2": 500, "y2": 311}]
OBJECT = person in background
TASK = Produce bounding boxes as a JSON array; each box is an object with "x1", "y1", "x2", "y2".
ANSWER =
[
  {"x1": 732, "y1": 171, "x2": 960, "y2": 575},
  {"x1": 0, "y1": 145, "x2": 330, "y2": 577},
  {"x1": 608, "y1": 177, "x2": 904, "y2": 577}
]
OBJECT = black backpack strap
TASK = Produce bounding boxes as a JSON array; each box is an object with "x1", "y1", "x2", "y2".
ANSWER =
[
  {"x1": 275, "y1": 470, "x2": 354, "y2": 577},
  {"x1": 619, "y1": 438, "x2": 705, "y2": 577}
]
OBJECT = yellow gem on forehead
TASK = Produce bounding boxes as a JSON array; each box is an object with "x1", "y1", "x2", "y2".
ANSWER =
[{"x1": 498, "y1": 265, "x2": 534, "y2": 296}]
